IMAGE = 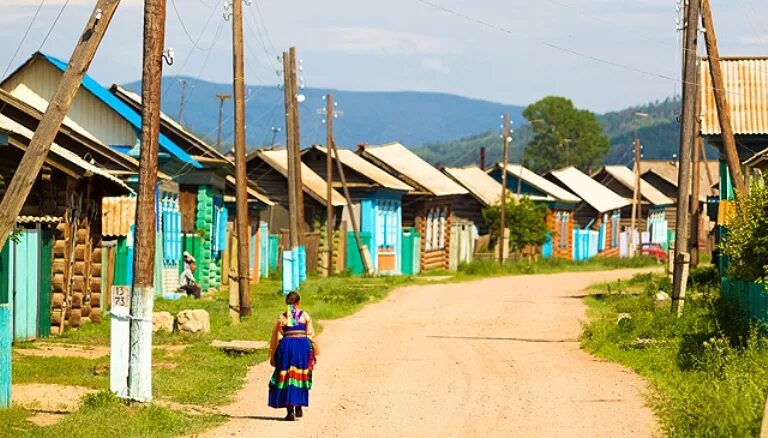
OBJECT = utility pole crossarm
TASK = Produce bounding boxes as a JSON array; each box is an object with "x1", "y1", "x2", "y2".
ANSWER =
[{"x1": 0, "y1": 0, "x2": 121, "y2": 252}]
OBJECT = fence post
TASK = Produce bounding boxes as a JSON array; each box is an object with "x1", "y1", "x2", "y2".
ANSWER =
[{"x1": 1, "y1": 304, "x2": 12, "y2": 407}]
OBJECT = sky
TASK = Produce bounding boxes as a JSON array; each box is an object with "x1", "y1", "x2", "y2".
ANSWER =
[{"x1": 1, "y1": 0, "x2": 767, "y2": 113}]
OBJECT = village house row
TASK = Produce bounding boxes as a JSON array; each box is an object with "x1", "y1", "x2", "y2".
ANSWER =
[{"x1": 1, "y1": 52, "x2": 758, "y2": 342}]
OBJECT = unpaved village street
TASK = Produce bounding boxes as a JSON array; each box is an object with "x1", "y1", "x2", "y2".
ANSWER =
[{"x1": 203, "y1": 269, "x2": 658, "y2": 437}]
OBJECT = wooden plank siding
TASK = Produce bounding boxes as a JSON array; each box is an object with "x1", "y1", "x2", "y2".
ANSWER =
[{"x1": 546, "y1": 210, "x2": 574, "y2": 260}]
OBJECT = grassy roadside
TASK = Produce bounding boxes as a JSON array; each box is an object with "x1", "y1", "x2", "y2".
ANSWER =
[
  {"x1": 581, "y1": 267, "x2": 768, "y2": 436},
  {"x1": 4, "y1": 257, "x2": 660, "y2": 437}
]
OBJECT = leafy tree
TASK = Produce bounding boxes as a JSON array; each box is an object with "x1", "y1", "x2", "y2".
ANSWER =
[
  {"x1": 482, "y1": 196, "x2": 549, "y2": 252},
  {"x1": 721, "y1": 178, "x2": 768, "y2": 282},
  {"x1": 523, "y1": 96, "x2": 610, "y2": 173}
]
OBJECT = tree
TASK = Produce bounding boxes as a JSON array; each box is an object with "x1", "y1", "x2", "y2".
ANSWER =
[
  {"x1": 523, "y1": 96, "x2": 610, "y2": 173},
  {"x1": 721, "y1": 177, "x2": 768, "y2": 282},
  {"x1": 482, "y1": 196, "x2": 549, "y2": 252}
]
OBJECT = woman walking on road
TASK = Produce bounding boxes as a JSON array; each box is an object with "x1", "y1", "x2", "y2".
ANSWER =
[{"x1": 268, "y1": 291, "x2": 316, "y2": 421}]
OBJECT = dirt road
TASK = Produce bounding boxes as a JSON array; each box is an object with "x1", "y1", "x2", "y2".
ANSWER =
[{"x1": 203, "y1": 269, "x2": 657, "y2": 437}]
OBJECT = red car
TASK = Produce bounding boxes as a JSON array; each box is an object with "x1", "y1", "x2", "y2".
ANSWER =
[{"x1": 640, "y1": 242, "x2": 668, "y2": 262}]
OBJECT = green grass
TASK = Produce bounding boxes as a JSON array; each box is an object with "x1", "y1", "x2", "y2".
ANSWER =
[
  {"x1": 456, "y1": 255, "x2": 660, "y2": 278},
  {"x1": 581, "y1": 266, "x2": 768, "y2": 437},
  {"x1": 1, "y1": 392, "x2": 223, "y2": 437}
]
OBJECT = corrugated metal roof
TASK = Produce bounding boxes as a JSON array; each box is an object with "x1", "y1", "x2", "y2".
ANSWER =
[
  {"x1": 224, "y1": 175, "x2": 274, "y2": 206},
  {"x1": 641, "y1": 160, "x2": 718, "y2": 202},
  {"x1": 500, "y1": 163, "x2": 580, "y2": 203},
  {"x1": 42, "y1": 54, "x2": 202, "y2": 169},
  {"x1": 102, "y1": 196, "x2": 136, "y2": 237},
  {"x1": 312, "y1": 146, "x2": 413, "y2": 191},
  {"x1": 257, "y1": 149, "x2": 346, "y2": 207},
  {"x1": 360, "y1": 142, "x2": 468, "y2": 196},
  {"x1": 599, "y1": 165, "x2": 673, "y2": 206},
  {"x1": 548, "y1": 166, "x2": 630, "y2": 213},
  {"x1": 0, "y1": 113, "x2": 133, "y2": 193},
  {"x1": 699, "y1": 57, "x2": 768, "y2": 135},
  {"x1": 17, "y1": 215, "x2": 62, "y2": 224},
  {"x1": 443, "y1": 165, "x2": 503, "y2": 206}
]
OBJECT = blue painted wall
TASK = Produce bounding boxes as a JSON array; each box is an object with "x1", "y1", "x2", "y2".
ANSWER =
[{"x1": 359, "y1": 190, "x2": 404, "y2": 274}]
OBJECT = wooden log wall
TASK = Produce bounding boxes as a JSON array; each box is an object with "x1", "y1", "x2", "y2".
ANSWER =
[
  {"x1": 546, "y1": 210, "x2": 575, "y2": 260},
  {"x1": 416, "y1": 202, "x2": 452, "y2": 271}
]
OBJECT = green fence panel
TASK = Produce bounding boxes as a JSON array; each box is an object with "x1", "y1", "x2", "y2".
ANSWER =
[
  {"x1": 38, "y1": 229, "x2": 52, "y2": 338},
  {"x1": 346, "y1": 231, "x2": 371, "y2": 275}
]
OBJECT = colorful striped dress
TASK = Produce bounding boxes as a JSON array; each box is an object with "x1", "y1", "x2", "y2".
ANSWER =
[{"x1": 268, "y1": 310, "x2": 315, "y2": 408}]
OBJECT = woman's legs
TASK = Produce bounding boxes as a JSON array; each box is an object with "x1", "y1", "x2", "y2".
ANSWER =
[
  {"x1": 285, "y1": 406, "x2": 295, "y2": 421},
  {"x1": 295, "y1": 406, "x2": 303, "y2": 418}
]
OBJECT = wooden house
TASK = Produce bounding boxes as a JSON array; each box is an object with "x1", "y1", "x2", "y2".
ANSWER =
[
  {"x1": 301, "y1": 145, "x2": 413, "y2": 274},
  {"x1": 486, "y1": 163, "x2": 582, "y2": 260},
  {"x1": 545, "y1": 167, "x2": 629, "y2": 259},
  {"x1": 0, "y1": 114, "x2": 132, "y2": 339},
  {"x1": 110, "y1": 85, "x2": 273, "y2": 290},
  {"x1": 357, "y1": 142, "x2": 476, "y2": 272},
  {"x1": 592, "y1": 165, "x2": 673, "y2": 246},
  {"x1": 247, "y1": 148, "x2": 346, "y2": 273}
]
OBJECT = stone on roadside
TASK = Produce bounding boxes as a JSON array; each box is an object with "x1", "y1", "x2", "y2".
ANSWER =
[
  {"x1": 176, "y1": 309, "x2": 211, "y2": 334},
  {"x1": 654, "y1": 291, "x2": 671, "y2": 308},
  {"x1": 152, "y1": 311, "x2": 174, "y2": 334}
]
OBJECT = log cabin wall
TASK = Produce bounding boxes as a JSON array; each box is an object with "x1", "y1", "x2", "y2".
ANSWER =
[
  {"x1": 546, "y1": 210, "x2": 574, "y2": 260},
  {"x1": 417, "y1": 198, "x2": 453, "y2": 272}
]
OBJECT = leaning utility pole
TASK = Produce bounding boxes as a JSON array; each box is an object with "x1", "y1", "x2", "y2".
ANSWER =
[
  {"x1": 325, "y1": 93, "x2": 335, "y2": 276},
  {"x1": 0, "y1": 0, "x2": 120, "y2": 252},
  {"x1": 128, "y1": 0, "x2": 166, "y2": 403},
  {"x1": 231, "y1": 0, "x2": 251, "y2": 316},
  {"x1": 701, "y1": 0, "x2": 747, "y2": 195},
  {"x1": 215, "y1": 93, "x2": 231, "y2": 152},
  {"x1": 498, "y1": 113, "x2": 510, "y2": 263},
  {"x1": 283, "y1": 51, "x2": 299, "y2": 250},
  {"x1": 630, "y1": 138, "x2": 641, "y2": 257},
  {"x1": 671, "y1": 0, "x2": 701, "y2": 316},
  {"x1": 288, "y1": 48, "x2": 305, "y2": 242}
]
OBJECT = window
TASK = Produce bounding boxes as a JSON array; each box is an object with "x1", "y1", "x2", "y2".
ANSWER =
[
  {"x1": 376, "y1": 200, "x2": 399, "y2": 251},
  {"x1": 424, "y1": 207, "x2": 447, "y2": 252},
  {"x1": 610, "y1": 210, "x2": 620, "y2": 248},
  {"x1": 557, "y1": 212, "x2": 569, "y2": 249}
]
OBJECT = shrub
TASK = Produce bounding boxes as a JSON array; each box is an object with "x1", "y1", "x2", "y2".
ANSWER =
[
  {"x1": 721, "y1": 177, "x2": 768, "y2": 282},
  {"x1": 482, "y1": 196, "x2": 549, "y2": 251}
]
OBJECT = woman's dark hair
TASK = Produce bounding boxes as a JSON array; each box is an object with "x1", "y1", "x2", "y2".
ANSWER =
[{"x1": 285, "y1": 291, "x2": 301, "y2": 305}]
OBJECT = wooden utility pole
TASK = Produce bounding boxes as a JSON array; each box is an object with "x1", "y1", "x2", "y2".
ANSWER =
[
  {"x1": 0, "y1": 0, "x2": 120, "y2": 252},
  {"x1": 283, "y1": 52, "x2": 299, "y2": 249},
  {"x1": 325, "y1": 93, "x2": 334, "y2": 276},
  {"x1": 691, "y1": 129, "x2": 702, "y2": 267},
  {"x1": 288, "y1": 47, "x2": 305, "y2": 242},
  {"x1": 479, "y1": 147, "x2": 486, "y2": 170},
  {"x1": 231, "y1": 0, "x2": 251, "y2": 317},
  {"x1": 178, "y1": 79, "x2": 190, "y2": 126},
  {"x1": 331, "y1": 139, "x2": 372, "y2": 274},
  {"x1": 701, "y1": 0, "x2": 747, "y2": 195},
  {"x1": 700, "y1": 139, "x2": 717, "y2": 193},
  {"x1": 630, "y1": 138, "x2": 641, "y2": 257},
  {"x1": 498, "y1": 113, "x2": 510, "y2": 263},
  {"x1": 215, "y1": 93, "x2": 231, "y2": 152},
  {"x1": 671, "y1": 0, "x2": 701, "y2": 316},
  {"x1": 128, "y1": 0, "x2": 166, "y2": 403}
]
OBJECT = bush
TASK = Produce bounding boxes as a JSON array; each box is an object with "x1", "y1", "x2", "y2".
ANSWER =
[
  {"x1": 482, "y1": 196, "x2": 549, "y2": 251},
  {"x1": 721, "y1": 177, "x2": 768, "y2": 282}
]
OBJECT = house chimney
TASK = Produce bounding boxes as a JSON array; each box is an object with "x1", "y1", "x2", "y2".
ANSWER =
[{"x1": 480, "y1": 147, "x2": 486, "y2": 170}]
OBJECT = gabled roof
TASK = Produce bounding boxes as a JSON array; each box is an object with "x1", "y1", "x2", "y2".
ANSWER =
[
  {"x1": 443, "y1": 165, "x2": 504, "y2": 206},
  {"x1": 595, "y1": 165, "x2": 673, "y2": 206},
  {"x1": 699, "y1": 57, "x2": 768, "y2": 136},
  {"x1": 547, "y1": 166, "x2": 629, "y2": 213},
  {"x1": 358, "y1": 142, "x2": 468, "y2": 196},
  {"x1": 495, "y1": 163, "x2": 580, "y2": 203},
  {"x1": 111, "y1": 84, "x2": 230, "y2": 165},
  {"x1": 306, "y1": 146, "x2": 413, "y2": 192},
  {"x1": 249, "y1": 149, "x2": 346, "y2": 207},
  {"x1": 224, "y1": 175, "x2": 274, "y2": 206},
  {"x1": 4, "y1": 53, "x2": 202, "y2": 169},
  {"x1": 641, "y1": 160, "x2": 718, "y2": 201},
  {"x1": 0, "y1": 114, "x2": 132, "y2": 194}
]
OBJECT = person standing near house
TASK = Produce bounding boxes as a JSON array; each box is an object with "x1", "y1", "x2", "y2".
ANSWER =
[
  {"x1": 268, "y1": 291, "x2": 316, "y2": 421},
  {"x1": 179, "y1": 261, "x2": 201, "y2": 299}
]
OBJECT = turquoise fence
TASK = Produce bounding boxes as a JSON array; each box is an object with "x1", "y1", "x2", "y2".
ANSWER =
[
  {"x1": 0, "y1": 304, "x2": 11, "y2": 408},
  {"x1": 572, "y1": 228, "x2": 599, "y2": 261},
  {"x1": 721, "y1": 278, "x2": 768, "y2": 322}
]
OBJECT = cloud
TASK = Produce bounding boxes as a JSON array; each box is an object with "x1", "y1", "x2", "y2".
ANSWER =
[
  {"x1": 321, "y1": 27, "x2": 453, "y2": 56},
  {"x1": 740, "y1": 35, "x2": 768, "y2": 47},
  {"x1": 421, "y1": 57, "x2": 449, "y2": 73}
]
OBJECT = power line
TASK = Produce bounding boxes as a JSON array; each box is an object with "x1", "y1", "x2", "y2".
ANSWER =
[
  {"x1": 3, "y1": 0, "x2": 46, "y2": 79},
  {"x1": 38, "y1": 0, "x2": 70, "y2": 51},
  {"x1": 170, "y1": 0, "x2": 221, "y2": 51}
]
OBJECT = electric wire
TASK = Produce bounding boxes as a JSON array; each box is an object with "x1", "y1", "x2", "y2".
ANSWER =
[
  {"x1": 3, "y1": 0, "x2": 46, "y2": 79},
  {"x1": 38, "y1": 0, "x2": 70, "y2": 51}
]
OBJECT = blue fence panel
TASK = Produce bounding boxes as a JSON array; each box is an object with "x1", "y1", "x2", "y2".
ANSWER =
[
  {"x1": 542, "y1": 233, "x2": 553, "y2": 259},
  {"x1": 282, "y1": 250, "x2": 297, "y2": 295},
  {"x1": 0, "y1": 304, "x2": 11, "y2": 407},
  {"x1": 298, "y1": 246, "x2": 307, "y2": 282}
]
